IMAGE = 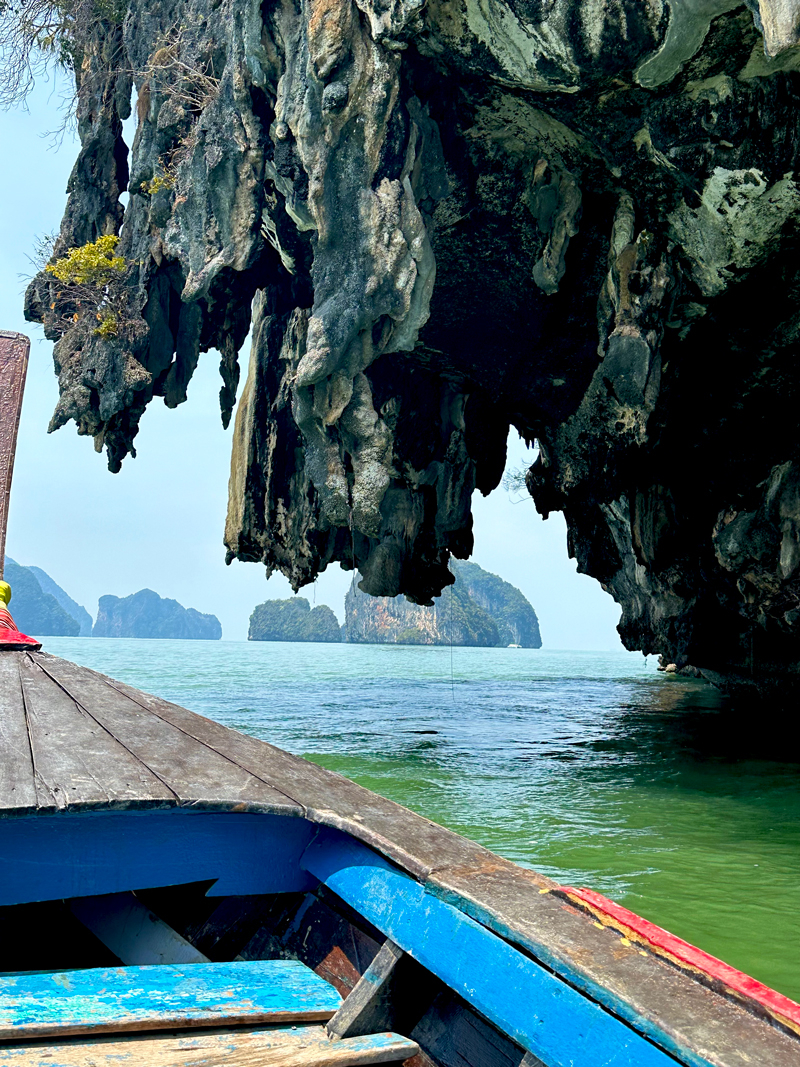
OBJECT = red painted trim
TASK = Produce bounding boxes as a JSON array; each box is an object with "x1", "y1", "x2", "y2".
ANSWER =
[
  {"x1": 0, "y1": 628, "x2": 41, "y2": 650},
  {"x1": 0, "y1": 607, "x2": 41, "y2": 650},
  {"x1": 564, "y1": 886, "x2": 800, "y2": 1030}
]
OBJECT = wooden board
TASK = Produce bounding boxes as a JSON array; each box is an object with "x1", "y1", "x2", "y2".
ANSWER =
[
  {"x1": 0, "y1": 655, "x2": 37, "y2": 813},
  {"x1": 411, "y1": 991, "x2": 545, "y2": 1067},
  {"x1": 238, "y1": 890, "x2": 383, "y2": 999},
  {"x1": 18, "y1": 654, "x2": 175, "y2": 811},
  {"x1": 69, "y1": 893, "x2": 210, "y2": 966},
  {"x1": 424, "y1": 862, "x2": 800, "y2": 1067},
  {"x1": 563, "y1": 886, "x2": 800, "y2": 1035},
  {"x1": 0, "y1": 331, "x2": 30, "y2": 576},
  {"x1": 0, "y1": 960, "x2": 342, "y2": 1039},
  {"x1": 327, "y1": 939, "x2": 405, "y2": 1039},
  {"x1": 305, "y1": 828, "x2": 800, "y2": 1067},
  {"x1": 99, "y1": 668, "x2": 519, "y2": 882},
  {"x1": 0, "y1": 810, "x2": 317, "y2": 906},
  {"x1": 0, "y1": 1024, "x2": 419, "y2": 1067},
  {"x1": 4, "y1": 652, "x2": 800, "y2": 1067},
  {"x1": 34, "y1": 655, "x2": 299, "y2": 813}
]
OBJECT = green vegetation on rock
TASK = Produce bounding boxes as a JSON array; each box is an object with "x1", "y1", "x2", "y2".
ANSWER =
[
  {"x1": 249, "y1": 598, "x2": 341, "y2": 643},
  {"x1": 451, "y1": 560, "x2": 541, "y2": 647},
  {"x1": 28, "y1": 565, "x2": 93, "y2": 635},
  {"x1": 3, "y1": 558, "x2": 80, "y2": 636}
]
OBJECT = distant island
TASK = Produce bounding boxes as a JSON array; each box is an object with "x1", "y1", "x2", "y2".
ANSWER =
[
  {"x1": 93, "y1": 589, "x2": 222, "y2": 640},
  {"x1": 3, "y1": 558, "x2": 91, "y2": 637},
  {"x1": 249, "y1": 598, "x2": 341, "y2": 642},
  {"x1": 27, "y1": 565, "x2": 93, "y2": 636},
  {"x1": 344, "y1": 561, "x2": 541, "y2": 647}
]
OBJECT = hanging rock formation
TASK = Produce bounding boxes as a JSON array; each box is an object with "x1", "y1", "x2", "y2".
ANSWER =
[{"x1": 24, "y1": 0, "x2": 800, "y2": 698}]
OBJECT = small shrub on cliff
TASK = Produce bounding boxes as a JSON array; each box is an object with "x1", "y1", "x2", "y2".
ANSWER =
[
  {"x1": 46, "y1": 234, "x2": 125, "y2": 285},
  {"x1": 140, "y1": 170, "x2": 175, "y2": 196},
  {"x1": 43, "y1": 234, "x2": 129, "y2": 339}
]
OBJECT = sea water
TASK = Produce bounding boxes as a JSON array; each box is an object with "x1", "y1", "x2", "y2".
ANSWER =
[{"x1": 44, "y1": 638, "x2": 800, "y2": 1000}]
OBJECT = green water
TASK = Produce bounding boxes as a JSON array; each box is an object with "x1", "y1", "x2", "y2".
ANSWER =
[{"x1": 44, "y1": 638, "x2": 800, "y2": 1000}]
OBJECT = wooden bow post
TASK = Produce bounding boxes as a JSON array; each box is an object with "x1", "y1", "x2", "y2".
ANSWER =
[{"x1": 0, "y1": 331, "x2": 41, "y2": 650}]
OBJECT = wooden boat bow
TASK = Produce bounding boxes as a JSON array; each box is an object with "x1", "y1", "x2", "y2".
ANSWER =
[{"x1": 1, "y1": 647, "x2": 800, "y2": 1067}]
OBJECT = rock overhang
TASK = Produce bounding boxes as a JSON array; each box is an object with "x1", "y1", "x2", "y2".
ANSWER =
[{"x1": 21, "y1": 0, "x2": 800, "y2": 698}]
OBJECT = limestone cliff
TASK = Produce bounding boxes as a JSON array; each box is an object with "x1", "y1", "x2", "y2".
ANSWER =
[
  {"x1": 93, "y1": 589, "x2": 222, "y2": 638},
  {"x1": 22, "y1": 0, "x2": 800, "y2": 697},
  {"x1": 452, "y1": 561, "x2": 541, "y2": 648},
  {"x1": 344, "y1": 562, "x2": 540, "y2": 645},
  {"x1": 28, "y1": 566, "x2": 94, "y2": 636},
  {"x1": 3, "y1": 559, "x2": 81, "y2": 637}
]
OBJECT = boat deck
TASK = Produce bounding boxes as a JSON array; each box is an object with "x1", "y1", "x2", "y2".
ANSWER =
[{"x1": 2, "y1": 648, "x2": 799, "y2": 1067}]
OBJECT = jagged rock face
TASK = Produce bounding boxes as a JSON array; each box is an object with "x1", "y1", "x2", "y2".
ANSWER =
[
  {"x1": 345, "y1": 569, "x2": 502, "y2": 645},
  {"x1": 453, "y1": 562, "x2": 541, "y2": 648},
  {"x1": 24, "y1": 0, "x2": 800, "y2": 696},
  {"x1": 3, "y1": 559, "x2": 81, "y2": 637},
  {"x1": 344, "y1": 559, "x2": 541, "y2": 644}
]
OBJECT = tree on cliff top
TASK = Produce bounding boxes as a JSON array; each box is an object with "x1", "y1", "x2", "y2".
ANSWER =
[{"x1": 249, "y1": 599, "x2": 341, "y2": 643}]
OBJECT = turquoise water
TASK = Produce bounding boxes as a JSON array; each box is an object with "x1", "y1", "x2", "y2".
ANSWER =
[{"x1": 44, "y1": 638, "x2": 800, "y2": 1000}]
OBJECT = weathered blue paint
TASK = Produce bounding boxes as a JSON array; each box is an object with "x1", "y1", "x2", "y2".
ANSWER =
[
  {"x1": 423, "y1": 884, "x2": 715, "y2": 1067},
  {"x1": 0, "y1": 960, "x2": 341, "y2": 1038},
  {"x1": 0, "y1": 810, "x2": 317, "y2": 906},
  {"x1": 0, "y1": 1025, "x2": 419, "y2": 1066},
  {"x1": 302, "y1": 830, "x2": 680, "y2": 1067}
]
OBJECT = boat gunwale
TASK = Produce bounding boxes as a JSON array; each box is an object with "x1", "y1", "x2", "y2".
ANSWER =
[{"x1": 2, "y1": 649, "x2": 800, "y2": 1067}]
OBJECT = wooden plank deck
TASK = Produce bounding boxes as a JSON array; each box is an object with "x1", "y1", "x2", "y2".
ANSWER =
[
  {"x1": 0, "y1": 1024, "x2": 419, "y2": 1067},
  {"x1": 0, "y1": 960, "x2": 341, "y2": 1039},
  {"x1": 2, "y1": 648, "x2": 800, "y2": 1067}
]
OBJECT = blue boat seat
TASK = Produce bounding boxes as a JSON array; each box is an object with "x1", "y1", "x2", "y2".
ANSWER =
[{"x1": 0, "y1": 959, "x2": 342, "y2": 1040}]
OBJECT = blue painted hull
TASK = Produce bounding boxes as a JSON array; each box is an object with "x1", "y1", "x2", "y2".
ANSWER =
[{"x1": 0, "y1": 808, "x2": 707, "y2": 1067}]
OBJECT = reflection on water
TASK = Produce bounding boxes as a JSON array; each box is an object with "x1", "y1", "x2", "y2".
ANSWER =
[{"x1": 45, "y1": 639, "x2": 800, "y2": 1000}]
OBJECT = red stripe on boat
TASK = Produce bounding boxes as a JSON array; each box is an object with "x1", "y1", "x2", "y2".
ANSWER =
[
  {"x1": 0, "y1": 606, "x2": 42, "y2": 650},
  {"x1": 563, "y1": 886, "x2": 800, "y2": 1031}
]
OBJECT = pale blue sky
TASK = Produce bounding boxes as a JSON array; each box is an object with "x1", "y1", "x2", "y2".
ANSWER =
[{"x1": 1, "y1": 81, "x2": 625, "y2": 648}]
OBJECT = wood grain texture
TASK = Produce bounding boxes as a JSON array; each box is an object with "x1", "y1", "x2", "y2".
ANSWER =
[
  {"x1": 69, "y1": 893, "x2": 210, "y2": 966},
  {"x1": 304, "y1": 830, "x2": 675, "y2": 1067},
  {"x1": 19, "y1": 655, "x2": 173, "y2": 811},
  {"x1": 100, "y1": 669, "x2": 511, "y2": 882},
  {"x1": 0, "y1": 654, "x2": 36, "y2": 812},
  {"x1": 34, "y1": 655, "x2": 298, "y2": 813},
  {"x1": 0, "y1": 1024, "x2": 419, "y2": 1067},
  {"x1": 0, "y1": 960, "x2": 342, "y2": 1039},
  {"x1": 327, "y1": 939, "x2": 404, "y2": 1039},
  {"x1": 3, "y1": 652, "x2": 799, "y2": 1067},
  {"x1": 410, "y1": 992, "x2": 545, "y2": 1067},
  {"x1": 0, "y1": 332, "x2": 30, "y2": 578},
  {"x1": 425, "y1": 864, "x2": 800, "y2": 1067},
  {"x1": 563, "y1": 886, "x2": 800, "y2": 1035}
]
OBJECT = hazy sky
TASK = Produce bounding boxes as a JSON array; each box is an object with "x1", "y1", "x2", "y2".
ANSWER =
[{"x1": 1, "y1": 81, "x2": 625, "y2": 648}]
